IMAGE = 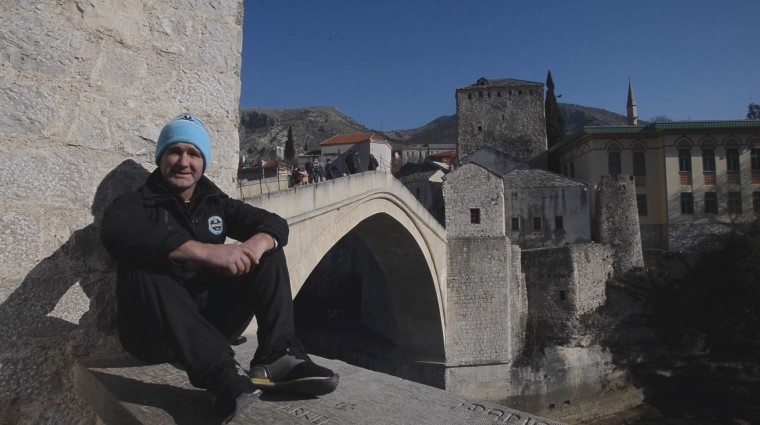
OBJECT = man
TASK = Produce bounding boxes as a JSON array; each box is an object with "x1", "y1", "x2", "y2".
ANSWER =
[{"x1": 101, "y1": 114, "x2": 338, "y2": 423}]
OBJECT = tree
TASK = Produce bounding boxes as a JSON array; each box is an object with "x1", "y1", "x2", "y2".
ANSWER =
[
  {"x1": 544, "y1": 70, "x2": 565, "y2": 149},
  {"x1": 747, "y1": 103, "x2": 760, "y2": 120},
  {"x1": 284, "y1": 125, "x2": 295, "y2": 163}
]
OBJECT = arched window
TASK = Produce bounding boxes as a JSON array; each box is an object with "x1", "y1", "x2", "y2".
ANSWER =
[
  {"x1": 607, "y1": 143, "x2": 622, "y2": 176},
  {"x1": 632, "y1": 143, "x2": 646, "y2": 176}
]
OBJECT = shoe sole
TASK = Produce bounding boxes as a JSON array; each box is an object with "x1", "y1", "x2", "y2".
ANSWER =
[{"x1": 251, "y1": 373, "x2": 339, "y2": 396}]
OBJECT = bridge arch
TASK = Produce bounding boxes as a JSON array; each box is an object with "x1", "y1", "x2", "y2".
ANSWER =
[{"x1": 244, "y1": 172, "x2": 448, "y2": 363}]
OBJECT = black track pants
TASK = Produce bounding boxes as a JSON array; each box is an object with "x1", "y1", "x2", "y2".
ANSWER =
[{"x1": 116, "y1": 249, "x2": 295, "y2": 388}]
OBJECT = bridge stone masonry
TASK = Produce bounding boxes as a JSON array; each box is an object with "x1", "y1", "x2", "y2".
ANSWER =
[{"x1": 243, "y1": 171, "x2": 449, "y2": 370}]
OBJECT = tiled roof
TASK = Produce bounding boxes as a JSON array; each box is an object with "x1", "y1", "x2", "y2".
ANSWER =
[
  {"x1": 502, "y1": 169, "x2": 587, "y2": 188},
  {"x1": 320, "y1": 132, "x2": 385, "y2": 146}
]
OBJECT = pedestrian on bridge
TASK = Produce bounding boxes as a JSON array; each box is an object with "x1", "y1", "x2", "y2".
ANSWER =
[{"x1": 100, "y1": 113, "x2": 339, "y2": 423}]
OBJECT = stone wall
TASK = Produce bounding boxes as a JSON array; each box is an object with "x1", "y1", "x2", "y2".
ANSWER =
[
  {"x1": 667, "y1": 222, "x2": 745, "y2": 252},
  {"x1": 0, "y1": 1, "x2": 243, "y2": 423},
  {"x1": 443, "y1": 163, "x2": 505, "y2": 237},
  {"x1": 456, "y1": 79, "x2": 547, "y2": 164},
  {"x1": 640, "y1": 224, "x2": 667, "y2": 251},
  {"x1": 521, "y1": 244, "x2": 612, "y2": 338},
  {"x1": 445, "y1": 237, "x2": 527, "y2": 366},
  {"x1": 595, "y1": 175, "x2": 644, "y2": 275}
]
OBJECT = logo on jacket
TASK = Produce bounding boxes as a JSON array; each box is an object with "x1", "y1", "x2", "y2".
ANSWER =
[{"x1": 208, "y1": 215, "x2": 224, "y2": 235}]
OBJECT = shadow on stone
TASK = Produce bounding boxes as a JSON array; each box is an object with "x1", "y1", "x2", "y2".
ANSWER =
[{"x1": 0, "y1": 160, "x2": 149, "y2": 423}]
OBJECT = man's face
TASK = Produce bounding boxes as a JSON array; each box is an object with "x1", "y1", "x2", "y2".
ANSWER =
[{"x1": 159, "y1": 142, "x2": 204, "y2": 200}]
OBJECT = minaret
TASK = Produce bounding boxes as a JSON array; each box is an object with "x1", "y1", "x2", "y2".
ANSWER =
[{"x1": 627, "y1": 78, "x2": 638, "y2": 126}]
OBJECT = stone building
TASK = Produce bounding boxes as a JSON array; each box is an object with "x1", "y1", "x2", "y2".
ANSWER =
[
  {"x1": 460, "y1": 147, "x2": 591, "y2": 249},
  {"x1": 456, "y1": 77, "x2": 548, "y2": 167},
  {"x1": 0, "y1": 1, "x2": 243, "y2": 422},
  {"x1": 551, "y1": 120, "x2": 760, "y2": 251}
]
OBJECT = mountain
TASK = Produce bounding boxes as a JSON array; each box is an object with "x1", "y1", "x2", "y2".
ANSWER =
[{"x1": 238, "y1": 103, "x2": 635, "y2": 159}]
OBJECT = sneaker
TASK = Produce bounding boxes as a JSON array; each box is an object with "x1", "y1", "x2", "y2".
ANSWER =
[
  {"x1": 249, "y1": 339, "x2": 339, "y2": 396},
  {"x1": 205, "y1": 360, "x2": 261, "y2": 423}
]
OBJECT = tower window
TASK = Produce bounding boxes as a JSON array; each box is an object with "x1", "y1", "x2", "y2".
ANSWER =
[
  {"x1": 497, "y1": 91, "x2": 502, "y2": 97},
  {"x1": 468, "y1": 93, "x2": 472, "y2": 100},
  {"x1": 470, "y1": 208, "x2": 481, "y2": 224},
  {"x1": 479, "y1": 91, "x2": 483, "y2": 98},
  {"x1": 511, "y1": 217, "x2": 520, "y2": 231},
  {"x1": 555, "y1": 216, "x2": 564, "y2": 230},
  {"x1": 533, "y1": 217, "x2": 542, "y2": 231},
  {"x1": 518, "y1": 90, "x2": 523, "y2": 95},
  {"x1": 477, "y1": 125, "x2": 483, "y2": 132}
]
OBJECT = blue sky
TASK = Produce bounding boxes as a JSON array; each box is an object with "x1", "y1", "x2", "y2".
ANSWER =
[{"x1": 240, "y1": 0, "x2": 759, "y2": 131}]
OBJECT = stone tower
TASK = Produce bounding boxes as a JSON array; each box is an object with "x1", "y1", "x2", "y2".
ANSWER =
[
  {"x1": 595, "y1": 175, "x2": 644, "y2": 275},
  {"x1": 456, "y1": 77, "x2": 547, "y2": 167},
  {"x1": 627, "y1": 78, "x2": 638, "y2": 126},
  {"x1": 442, "y1": 163, "x2": 528, "y2": 400}
]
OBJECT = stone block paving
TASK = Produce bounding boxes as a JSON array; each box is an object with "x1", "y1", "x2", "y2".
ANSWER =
[{"x1": 75, "y1": 339, "x2": 564, "y2": 425}]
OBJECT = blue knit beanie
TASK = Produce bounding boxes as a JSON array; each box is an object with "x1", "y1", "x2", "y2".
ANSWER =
[{"x1": 155, "y1": 113, "x2": 211, "y2": 173}]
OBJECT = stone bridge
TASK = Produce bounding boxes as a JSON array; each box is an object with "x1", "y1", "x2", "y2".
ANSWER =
[{"x1": 243, "y1": 171, "x2": 448, "y2": 365}]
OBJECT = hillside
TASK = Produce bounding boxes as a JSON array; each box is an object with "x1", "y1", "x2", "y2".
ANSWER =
[{"x1": 239, "y1": 103, "x2": 635, "y2": 159}]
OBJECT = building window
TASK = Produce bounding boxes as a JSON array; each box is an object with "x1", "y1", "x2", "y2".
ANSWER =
[
  {"x1": 702, "y1": 148, "x2": 716, "y2": 172},
  {"x1": 555, "y1": 216, "x2": 564, "y2": 230},
  {"x1": 726, "y1": 148, "x2": 740, "y2": 172},
  {"x1": 680, "y1": 192, "x2": 694, "y2": 215},
  {"x1": 511, "y1": 217, "x2": 520, "y2": 231},
  {"x1": 559, "y1": 290, "x2": 566, "y2": 301},
  {"x1": 754, "y1": 192, "x2": 760, "y2": 214},
  {"x1": 415, "y1": 187, "x2": 421, "y2": 200},
  {"x1": 518, "y1": 90, "x2": 523, "y2": 95},
  {"x1": 470, "y1": 208, "x2": 481, "y2": 224},
  {"x1": 705, "y1": 192, "x2": 718, "y2": 214},
  {"x1": 633, "y1": 152, "x2": 646, "y2": 176},
  {"x1": 752, "y1": 149, "x2": 760, "y2": 171},
  {"x1": 477, "y1": 125, "x2": 483, "y2": 132},
  {"x1": 608, "y1": 152, "x2": 621, "y2": 175},
  {"x1": 468, "y1": 93, "x2": 472, "y2": 100},
  {"x1": 533, "y1": 217, "x2": 542, "y2": 231},
  {"x1": 478, "y1": 91, "x2": 483, "y2": 98},
  {"x1": 497, "y1": 91, "x2": 502, "y2": 97},
  {"x1": 487, "y1": 91, "x2": 492, "y2": 98},
  {"x1": 569, "y1": 162, "x2": 575, "y2": 178},
  {"x1": 728, "y1": 192, "x2": 742, "y2": 214},
  {"x1": 637, "y1": 194, "x2": 648, "y2": 216},
  {"x1": 678, "y1": 149, "x2": 692, "y2": 172}
]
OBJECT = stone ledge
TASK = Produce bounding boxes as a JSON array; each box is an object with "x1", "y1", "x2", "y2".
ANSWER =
[{"x1": 74, "y1": 338, "x2": 564, "y2": 424}]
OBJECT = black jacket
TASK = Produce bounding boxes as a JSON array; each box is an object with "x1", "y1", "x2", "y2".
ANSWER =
[{"x1": 101, "y1": 169, "x2": 288, "y2": 271}]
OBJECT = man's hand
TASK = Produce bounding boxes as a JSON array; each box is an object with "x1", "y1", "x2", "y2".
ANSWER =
[{"x1": 169, "y1": 233, "x2": 276, "y2": 277}]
